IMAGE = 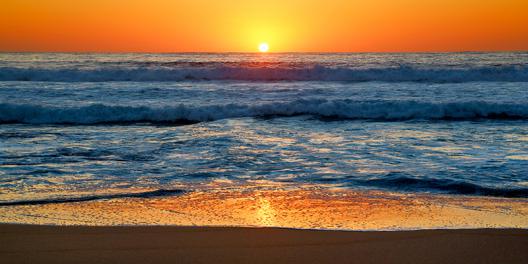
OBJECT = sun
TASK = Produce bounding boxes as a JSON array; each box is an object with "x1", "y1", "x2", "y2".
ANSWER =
[{"x1": 258, "y1": 43, "x2": 269, "y2": 52}]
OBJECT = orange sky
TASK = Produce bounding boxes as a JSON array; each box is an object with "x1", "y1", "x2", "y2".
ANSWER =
[{"x1": 1, "y1": 0, "x2": 527, "y2": 52}]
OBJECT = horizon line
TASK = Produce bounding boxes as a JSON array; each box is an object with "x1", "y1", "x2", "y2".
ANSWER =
[{"x1": 1, "y1": 50, "x2": 528, "y2": 54}]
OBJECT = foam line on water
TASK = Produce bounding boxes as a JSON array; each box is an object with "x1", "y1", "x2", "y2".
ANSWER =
[
  {"x1": 353, "y1": 174, "x2": 528, "y2": 198},
  {"x1": 1, "y1": 64, "x2": 527, "y2": 82},
  {"x1": 1, "y1": 100, "x2": 528, "y2": 125},
  {"x1": 0, "y1": 189, "x2": 186, "y2": 206}
]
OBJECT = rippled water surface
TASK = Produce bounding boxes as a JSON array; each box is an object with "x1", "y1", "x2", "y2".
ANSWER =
[{"x1": 1, "y1": 53, "x2": 528, "y2": 203}]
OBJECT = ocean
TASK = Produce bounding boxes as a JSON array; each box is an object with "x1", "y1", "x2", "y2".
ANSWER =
[{"x1": 1, "y1": 52, "x2": 528, "y2": 206}]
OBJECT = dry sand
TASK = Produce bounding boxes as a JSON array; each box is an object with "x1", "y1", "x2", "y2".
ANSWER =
[{"x1": 1, "y1": 224, "x2": 527, "y2": 264}]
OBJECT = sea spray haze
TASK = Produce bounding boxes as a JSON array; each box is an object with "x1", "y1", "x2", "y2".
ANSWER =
[{"x1": 1, "y1": 52, "x2": 528, "y2": 205}]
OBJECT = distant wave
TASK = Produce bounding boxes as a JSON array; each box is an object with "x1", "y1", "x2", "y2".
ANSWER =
[
  {"x1": 1, "y1": 64, "x2": 527, "y2": 82},
  {"x1": 356, "y1": 174, "x2": 528, "y2": 198},
  {"x1": 1, "y1": 100, "x2": 528, "y2": 125},
  {"x1": 0, "y1": 189, "x2": 185, "y2": 206}
]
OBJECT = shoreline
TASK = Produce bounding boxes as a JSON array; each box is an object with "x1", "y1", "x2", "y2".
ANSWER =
[
  {"x1": 3, "y1": 221, "x2": 528, "y2": 232},
  {"x1": 2, "y1": 224, "x2": 527, "y2": 264},
  {"x1": 2, "y1": 188, "x2": 527, "y2": 229}
]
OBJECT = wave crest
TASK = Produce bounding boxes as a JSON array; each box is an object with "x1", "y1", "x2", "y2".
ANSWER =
[
  {"x1": 1, "y1": 100, "x2": 527, "y2": 125},
  {"x1": 1, "y1": 64, "x2": 528, "y2": 82}
]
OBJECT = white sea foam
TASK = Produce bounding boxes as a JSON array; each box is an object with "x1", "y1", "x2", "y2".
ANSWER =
[
  {"x1": 1, "y1": 64, "x2": 527, "y2": 82},
  {"x1": 1, "y1": 100, "x2": 527, "y2": 124},
  {"x1": 2, "y1": 53, "x2": 528, "y2": 203}
]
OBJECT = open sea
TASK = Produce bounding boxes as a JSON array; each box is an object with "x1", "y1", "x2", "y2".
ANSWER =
[{"x1": 1, "y1": 52, "x2": 528, "y2": 206}]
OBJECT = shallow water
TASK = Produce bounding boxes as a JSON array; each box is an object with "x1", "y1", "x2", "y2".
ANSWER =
[{"x1": 1, "y1": 53, "x2": 528, "y2": 205}]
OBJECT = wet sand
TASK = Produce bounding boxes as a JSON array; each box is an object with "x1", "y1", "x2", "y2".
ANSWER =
[
  {"x1": 2, "y1": 189, "x2": 528, "y2": 263},
  {"x1": 2, "y1": 189, "x2": 527, "y2": 229},
  {"x1": 1, "y1": 224, "x2": 527, "y2": 264}
]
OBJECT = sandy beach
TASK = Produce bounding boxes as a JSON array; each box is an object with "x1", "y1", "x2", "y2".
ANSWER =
[
  {"x1": 2, "y1": 187, "x2": 527, "y2": 263},
  {"x1": 1, "y1": 224, "x2": 527, "y2": 264},
  {"x1": 3, "y1": 1, "x2": 528, "y2": 263}
]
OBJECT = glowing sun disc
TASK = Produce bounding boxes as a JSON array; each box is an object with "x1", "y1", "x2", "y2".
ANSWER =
[{"x1": 259, "y1": 43, "x2": 269, "y2": 52}]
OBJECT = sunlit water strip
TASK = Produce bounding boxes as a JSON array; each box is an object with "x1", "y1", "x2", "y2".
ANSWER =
[{"x1": 1, "y1": 187, "x2": 527, "y2": 230}]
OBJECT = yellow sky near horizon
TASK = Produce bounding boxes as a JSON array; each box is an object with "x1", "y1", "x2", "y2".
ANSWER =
[{"x1": 1, "y1": 0, "x2": 528, "y2": 52}]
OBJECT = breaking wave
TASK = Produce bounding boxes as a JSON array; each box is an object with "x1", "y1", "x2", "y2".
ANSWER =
[
  {"x1": 1, "y1": 64, "x2": 528, "y2": 82},
  {"x1": 1, "y1": 99, "x2": 528, "y2": 125}
]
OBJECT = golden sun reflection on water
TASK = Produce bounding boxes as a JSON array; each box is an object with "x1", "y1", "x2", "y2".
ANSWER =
[
  {"x1": 255, "y1": 196, "x2": 276, "y2": 226},
  {"x1": 1, "y1": 188, "x2": 527, "y2": 230}
]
